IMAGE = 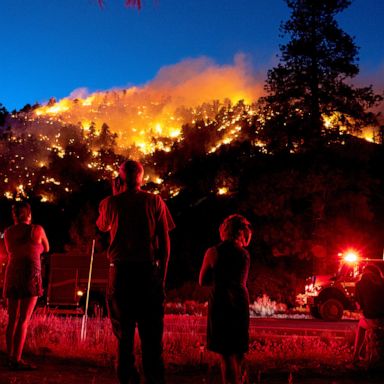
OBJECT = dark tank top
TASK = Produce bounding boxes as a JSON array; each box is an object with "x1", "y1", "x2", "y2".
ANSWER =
[
  {"x1": 213, "y1": 241, "x2": 249, "y2": 289},
  {"x1": 6, "y1": 224, "x2": 44, "y2": 269}
]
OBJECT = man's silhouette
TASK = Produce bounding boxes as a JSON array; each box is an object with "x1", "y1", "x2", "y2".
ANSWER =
[{"x1": 97, "y1": 160, "x2": 174, "y2": 384}]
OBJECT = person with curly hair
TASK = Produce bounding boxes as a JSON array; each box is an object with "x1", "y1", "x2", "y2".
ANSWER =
[{"x1": 199, "y1": 214, "x2": 252, "y2": 384}]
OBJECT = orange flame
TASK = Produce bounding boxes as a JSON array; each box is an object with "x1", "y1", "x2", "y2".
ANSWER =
[{"x1": 30, "y1": 56, "x2": 262, "y2": 155}]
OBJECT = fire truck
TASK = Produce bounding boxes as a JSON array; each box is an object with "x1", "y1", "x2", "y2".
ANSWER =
[
  {"x1": 300, "y1": 250, "x2": 384, "y2": 321},
  {"x1": 46, "y1": 252, "x2": 109, "y2": 315}
]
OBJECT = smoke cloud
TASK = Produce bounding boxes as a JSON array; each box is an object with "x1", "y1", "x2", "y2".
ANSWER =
[
  {"x1": 146, "y1": 54, "x2": 263, "y2": 107},
  {"x1": 22, "y1": 55, "x2": 265, "y2": 149}
]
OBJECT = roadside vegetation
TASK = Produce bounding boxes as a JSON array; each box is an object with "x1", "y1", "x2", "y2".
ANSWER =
[{"x1": 0, "y1": 306, "x2": 355, "y2": 375}]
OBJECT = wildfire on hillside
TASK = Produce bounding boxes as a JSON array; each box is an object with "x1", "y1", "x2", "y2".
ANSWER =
[
  {"x1": 0, "y1": 57, "x2": 380, "y2": 203},
  {"x1": 1, "y1": 58, "x2": 263, "y2": 202}
]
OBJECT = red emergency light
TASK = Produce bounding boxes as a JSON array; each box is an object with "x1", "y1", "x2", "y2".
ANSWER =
[{"x1": 340, "y1": 249, "x2": 359, "y2": 263}]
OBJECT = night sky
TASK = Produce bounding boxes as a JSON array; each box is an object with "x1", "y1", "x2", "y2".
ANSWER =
[{"x1": 1, "y1": 0, "x2": 383, "y2": 111}]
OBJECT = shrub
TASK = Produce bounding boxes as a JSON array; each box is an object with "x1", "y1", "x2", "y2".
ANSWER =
[
  {"x1": 249, "y1": 294, "x2": 287, "y2": 317},
  {"x1": 165, "y1": 301, "x2": 208, "y2": 315}
]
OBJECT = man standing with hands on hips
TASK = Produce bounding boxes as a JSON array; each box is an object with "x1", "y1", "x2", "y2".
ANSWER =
[{"x1": 97, "y1": 160, "x2": 175, "y2": 384}]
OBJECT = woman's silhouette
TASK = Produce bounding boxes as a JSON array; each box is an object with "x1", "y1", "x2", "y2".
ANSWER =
[
  {"x1": 3, "y1": 202, "x2": 49, "y2": 370},
  {"x1": 200, "y1": 214, "x2": 252, "y2": 384}
]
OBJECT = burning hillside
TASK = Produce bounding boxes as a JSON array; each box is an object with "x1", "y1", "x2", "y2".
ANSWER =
[
  {"x1": 19, "y1": 56, "x2": 262, "y2": 152},
  {"x1": 0, "y1": 56, "x2": 381, "y2": 203},
  {"x1": 0, "y1": 57, "x2": 264, "y2": 202}
]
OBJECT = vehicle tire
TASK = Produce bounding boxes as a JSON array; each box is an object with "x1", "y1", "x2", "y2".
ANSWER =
[
  {"x1": 309, "y1": 305, "x2": 321, "y2": 319},
  {"x1": 319, "y1": 299, "x2": 344, "y2": 321}
]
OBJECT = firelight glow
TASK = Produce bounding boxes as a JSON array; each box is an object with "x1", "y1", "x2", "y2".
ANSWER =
[
  {"x1": 2, "y1": 84, "x2": 380, "y2": 204},
  {"x1": 217, "y1": 187, "x2": 229, "y2": 195}
]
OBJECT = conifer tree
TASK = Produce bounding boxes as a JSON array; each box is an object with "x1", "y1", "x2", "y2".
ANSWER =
[
  {"x1": 261, "y1": 0, "x2": 382, "y2": 152},
  {"x1": 0, "y1": 103, "x2": 8, "y2": 127}
]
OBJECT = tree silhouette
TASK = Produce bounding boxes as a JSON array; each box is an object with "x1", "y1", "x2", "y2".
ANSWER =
[
  {"x1": 261, "y1": 0, "x2": 382, "y2": 153},
  {"x1": 0, "y1": 103, "x2": 8, "y2": 127},
  {"x1": 98, "y1": 0, "x2": 142, "y2": 9}
]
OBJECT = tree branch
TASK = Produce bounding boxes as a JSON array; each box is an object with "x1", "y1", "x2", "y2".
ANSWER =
[{"x1": 97, "y1": 0, "x2": 142, "y2": 9}]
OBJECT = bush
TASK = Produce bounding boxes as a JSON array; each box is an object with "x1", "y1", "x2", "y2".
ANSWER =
[
  {"x1": 249, "y1": 294, "x2": 287, "y2": 317},
  {"x1": 165, "y1": 301, "x2": 208, "y2": 316}
]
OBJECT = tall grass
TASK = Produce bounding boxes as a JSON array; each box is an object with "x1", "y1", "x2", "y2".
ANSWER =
[{"x1": 0, "y1": 309, "x2": 355, "y2": 371}]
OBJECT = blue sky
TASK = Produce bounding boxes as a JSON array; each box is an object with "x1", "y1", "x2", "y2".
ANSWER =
[{"x1": 1, "y1": 0, "x2": 383, "y2": 111}]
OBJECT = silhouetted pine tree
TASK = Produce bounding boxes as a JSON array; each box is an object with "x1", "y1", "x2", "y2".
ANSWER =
[
  {"x1": 261, "y1": 0, "x2": 382, "y2": 153},
  {"x1": 0, "y1": 103, "x2": 8, "y2": 127}
]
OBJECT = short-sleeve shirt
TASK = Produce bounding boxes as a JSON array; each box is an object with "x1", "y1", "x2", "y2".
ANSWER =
[{"x1": 96, "y1": 190, "x2": 175, "y2": 263}]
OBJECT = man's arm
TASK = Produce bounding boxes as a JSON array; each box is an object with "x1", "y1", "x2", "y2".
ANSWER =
[
  {"x1": 157, "y1": 222, "x2": 171, "y2": 287},
  {"x1": 96, "y1": 197, "x2": 112, "y2": 232},
  {"x1": 155, "y1": 198, "x2": 175, "y2": 287},
  {"x1": 36, "y1": 225, "x2": 50, "y2": 253}
]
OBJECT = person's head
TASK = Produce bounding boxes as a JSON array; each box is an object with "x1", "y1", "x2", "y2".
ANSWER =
[
  {"x1": 362, "y1": 264, "x2": 383, "y2": 279},
  {"x1": 219, "y1": 214, "x2": 252, "y2": 247},
  {"x1": 119, "y1": 160, "x2": 144, "y2": 190},
  {"x1": 12, "y1": 201, "x2": 32, "y2": 224}
]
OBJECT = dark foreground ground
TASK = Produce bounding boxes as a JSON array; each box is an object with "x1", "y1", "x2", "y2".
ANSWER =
[
  {"x1": 1, "y1": 353, "x2": 384, "y2": 384},
  {"x1": 2, "y1": 359, "x2": 384, "y2": 384}
]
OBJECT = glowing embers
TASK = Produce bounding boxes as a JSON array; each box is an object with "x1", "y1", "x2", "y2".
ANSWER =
[
  {"x1": 169, "y1": 186, "x2": 181, "y2": 198},
  {"x1": 322, "y1": 112, "x2": 379, "y2": 144},
  {"x1": 39, "y1": 195, "x2": 50, "y2": 203},
  {"x1": 1, "y1": 92, "x2": 259, "y2": 205},
  {"x1": 4, "y1": 191, "x2": 13, "y2": 199},
  {"x1": 217, "y1": 187, "x2": 229, "y2": 196}
]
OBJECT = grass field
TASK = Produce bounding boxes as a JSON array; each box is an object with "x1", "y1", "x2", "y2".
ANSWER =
[{"x1": 0, "y1": 308, "x2": 356, "y2": 375}]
